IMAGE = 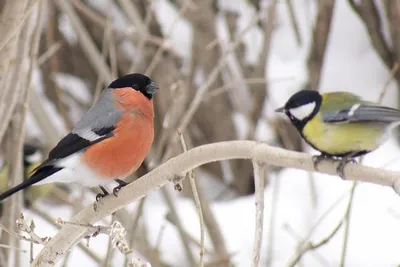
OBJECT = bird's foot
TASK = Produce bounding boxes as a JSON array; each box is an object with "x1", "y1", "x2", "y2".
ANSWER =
[
  {"x1": 96, "y1": 186, "x2": 110, "y2": 201},
  {"x1": 336, "y1": 157, "x2": 357, "y2": 180},
  {"x1": 112, "y1": 179, "x2": 129, "y2": 197},
  {"x1": 312, "y1": 154, "x2": 331, "y2": 171}
]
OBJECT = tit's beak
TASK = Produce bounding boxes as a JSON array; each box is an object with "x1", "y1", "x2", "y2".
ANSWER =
[
  {"x1": 146, "y1": 81, "x2": 159, "y2": 96},
  {"x1": 275, "y1": 107, "x2": 285, "y2": 113}
]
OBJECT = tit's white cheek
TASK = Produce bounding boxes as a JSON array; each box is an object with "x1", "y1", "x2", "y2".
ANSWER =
[
  {"x1": 289, "y1": 102, "x2": 316, "y2": 120},
  {"x1": 25, "y1": 151, "x2": 42, "y2": 163}
]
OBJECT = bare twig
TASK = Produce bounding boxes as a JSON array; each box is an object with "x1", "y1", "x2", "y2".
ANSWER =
[
  {"x1": 93, "y1": 14, "x2": 112, "y2": 104},
  {"x1": 37, "y1": 41, "x2": 62, "y2": 66},
  {"x1": 176, "y1": 11, "x2": 265, "y2": 134},
  {"x1": 127, "y1": 198, "x2": 146, "y2": 249},
  {"x1": 16, "y1": 214, "x2": 51, "y2": 245},
  {"x1": 1, "y1": 3, "x2": 40, "y2": 264},
  {"x1": 102, "y1": 217, "x2": 115, "y2": 267},
  {"x1": 57, "y1": 218, "x2": 150, "y2": 266},
  {"x1": 160, "y1": 188, "x2": 197, "y2": 266},
  {"x1": 307, "y1": 0, "x2": 336, "y2": 90},
  {"x1": 71, "y1": 0, "x2": 183, "y2": 59},
  {"x1": 348, "y1": 0, "x2": 395, "y2": 71},
  {"x1": 54, "y1": 0, "x2": 113, "y2": 83},
  {"x1": 179, "y1": 130, "x2": 205, "y2": 267},
  {"x1": 286, "y1": 183, "x2": 357, "y2": 267},
  {"x1": 265, "y1": 172, "x2": 280, "y2": 267},
  {"x1": 30, "y1": 205, "x2": 102, "y2": 263},
  {"x1": 285, "y1": 220, "x2": 341, "y2": 267},
  {"x1": 0, "y1": 1, "x2": 37, "y2": 53},
  {"x1": 285, "y1": 0, "x2": 302, "y2": 46},
  {"x1": 120, "y1": 0, "x2": 153, "y2": 73},
  {"x1": 245, "y1": 0, "x2": 278, "y2": 140},
  {"x1": 339, "y1": 183, "x2": 358, "y2": 267},
  {"x1": 145, "y1": 2, "x2": 191, "y2": 76},
  {"x1": 165, "y1": 214, "x2": 213, "y2": 256},
  {"x1": 206, "y1": 77, "x2": 293, "y2": 99},
  {"x1": 0, "y1": 244, "x2": 26, "y2": 253},
  {"x1": 252, "y1": 161, "x2": 266, "y2": 267},
  {"x1": 154, "y1": 222, "x2": 166, "y2": 252},
  {"x1": 378, "y1": 62, "x2": 400, "y2": 103},
  {"x1": 0, "y1": 223, "x2": 41, "y2": 245}
]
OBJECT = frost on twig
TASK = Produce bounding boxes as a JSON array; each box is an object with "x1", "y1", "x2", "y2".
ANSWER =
[
  {"x1": 16, "y1": 213, "x2": 51, "y2": 245},
  {"x1": 56, "y1": 218, "x2": 151, "y2": 266}
]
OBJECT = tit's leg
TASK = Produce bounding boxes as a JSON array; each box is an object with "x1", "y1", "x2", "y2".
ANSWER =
[
  {"x1": 312, "y1": 153, "x2": 331, "y2": 171},
  {"x1": 112, "y1": 179, "x2": 129, "y2": 197},
  {"x1": 96, "y1": 186, "x2": 109, "y2": 201},
  {"x1": 336, "y1": 153, "x2": 358, "y2": 179}
]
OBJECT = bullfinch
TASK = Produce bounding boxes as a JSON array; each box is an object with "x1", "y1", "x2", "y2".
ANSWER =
[{"x1": 0, "y1": 73, "x2": 158, "y2": 201}]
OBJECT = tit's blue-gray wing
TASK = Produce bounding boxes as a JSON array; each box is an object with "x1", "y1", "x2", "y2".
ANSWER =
[{"x1": 322, "y1": 101, "x2": 400, "y2": 124}]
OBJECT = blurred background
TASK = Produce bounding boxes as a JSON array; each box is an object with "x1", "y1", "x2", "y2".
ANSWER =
[{"x1": 0, "y1": 0, "x2": 399, "y2": 266}]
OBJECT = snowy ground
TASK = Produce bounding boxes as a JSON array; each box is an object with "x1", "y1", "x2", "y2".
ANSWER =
[{"x1": 19, "y1": 0, "x2": 400, "y2": 266}]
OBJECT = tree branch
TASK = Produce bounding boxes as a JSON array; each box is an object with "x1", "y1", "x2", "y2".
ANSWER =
[
  {"x1": 32, "y1": 141, "x2": 400, "y2": 266},
  {"x1": 307, "y1": 0, "x2": 336, "y2": 90},
  {"x1": 251, "y1": 161, "x2": 266, "y2": 267}
]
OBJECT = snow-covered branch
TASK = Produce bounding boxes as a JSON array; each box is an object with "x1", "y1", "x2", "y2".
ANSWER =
[{"x1": 32, "y1": 140, "x2": 400, "y2": 266}]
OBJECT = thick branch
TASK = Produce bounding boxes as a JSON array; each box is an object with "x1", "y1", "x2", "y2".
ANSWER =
[{"x1": 32, "y1": 141, "x2": 400, "y2": 266}]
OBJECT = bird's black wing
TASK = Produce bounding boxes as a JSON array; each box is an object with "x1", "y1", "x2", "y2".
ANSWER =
[
  {"x1": 48, "y1": 128, "x2": 114, "y2": 160},
  {"x1": 322, "y1": 102, "x2": 400, "y2": 124},
  {"x1": 32, "y1": 126, "x2": 115, "y2": 172},
  {"x1": 0, "y1": 166, "x2": 62, "y2": 201}
]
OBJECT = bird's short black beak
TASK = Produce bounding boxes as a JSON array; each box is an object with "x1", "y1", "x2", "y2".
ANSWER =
[
  {"x1": 275, "y1": 107, "x2": 285, "y2": 113},
  {"x1": 146, "y1": 81, "x2": 159, "y2": 96}
]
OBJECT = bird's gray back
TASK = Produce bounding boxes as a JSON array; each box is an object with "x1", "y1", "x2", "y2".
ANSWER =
[{"x1": 73, "y1": 88, "x2": 122, "y2": 134}]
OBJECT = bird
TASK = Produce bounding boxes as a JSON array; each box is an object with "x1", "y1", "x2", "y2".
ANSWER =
[
  {"x1": 0, "y1": 144, "x2": 53, "y2": 208},
  {"x1": 0, "y1": 73, "x2": 158, "y2": 202},
  {"x1": 275, "y1": 90, "x2": 400, "y2": 178}
]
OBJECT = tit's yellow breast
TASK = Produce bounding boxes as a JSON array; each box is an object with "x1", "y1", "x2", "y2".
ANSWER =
[{"x1": 302, "y1": 114, "x2": 385, "y2": 155}]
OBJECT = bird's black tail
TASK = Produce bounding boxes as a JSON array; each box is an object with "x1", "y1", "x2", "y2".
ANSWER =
[{"x1": 0, "y1": 166, "x2": 62, "y2": 201}]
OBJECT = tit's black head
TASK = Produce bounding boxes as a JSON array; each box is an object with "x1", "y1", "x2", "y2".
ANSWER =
[
  {"x1": 275, "y1": 90, "x2": 322, "y2": 130},
  {"x1": 108, "y1": 73, "x2": 159, "y2": 100},
  {"x1": 23, "y1": 144, "x2": 41, "y2": 167}
]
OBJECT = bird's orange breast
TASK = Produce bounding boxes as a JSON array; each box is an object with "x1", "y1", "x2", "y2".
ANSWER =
[{"x1": 82, "y1": 88, "x2": 154, "y2": 179}]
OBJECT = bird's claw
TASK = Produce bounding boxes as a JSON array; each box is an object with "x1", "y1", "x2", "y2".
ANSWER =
[
  {"x1": 112, "y1": 187, "x2": 121, "y2": 197},
  {"x1": 96, "y1": 186, "x2": 110, "y2": 201},
  {"x1": 112, "y1": 179, "x2": 129, "y2": 197},
  {"x1": 336, "y1": 157, "x2": 357, "y2": 180},
  {"x1": 96, "y1": 193, "x2": 108, "y2": 202},
  {"x1": 312, "y1": 154, "x2": 330, "y2": 171}
]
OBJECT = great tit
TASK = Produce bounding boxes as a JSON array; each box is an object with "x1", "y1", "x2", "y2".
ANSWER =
[
  {"x1": 0, "y1": 144, "x2": 53, "y2": 208},
  {"x1": 275, "y1": 90, "x2": 400, "y2": 178}
]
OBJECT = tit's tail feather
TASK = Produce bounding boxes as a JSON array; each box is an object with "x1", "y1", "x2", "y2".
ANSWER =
[{"x1": 0, "y1": 166, "x2": 62, "y2": 201}]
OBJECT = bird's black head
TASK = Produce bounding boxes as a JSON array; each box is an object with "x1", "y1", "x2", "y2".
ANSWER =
[
  {"x1": 23, "y1": 144, "x2": 42, "y2": 167},
  {"x1": 275, "y1": 90, "x2": 322, "y2": 130},
  {"x1": 108, "y1": 73, "x2": 159, "y2": 100}
]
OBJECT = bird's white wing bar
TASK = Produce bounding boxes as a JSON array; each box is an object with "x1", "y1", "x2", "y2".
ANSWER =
[{"x1": 323, "y1": 103, "x2": 400, "y2": 123}]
